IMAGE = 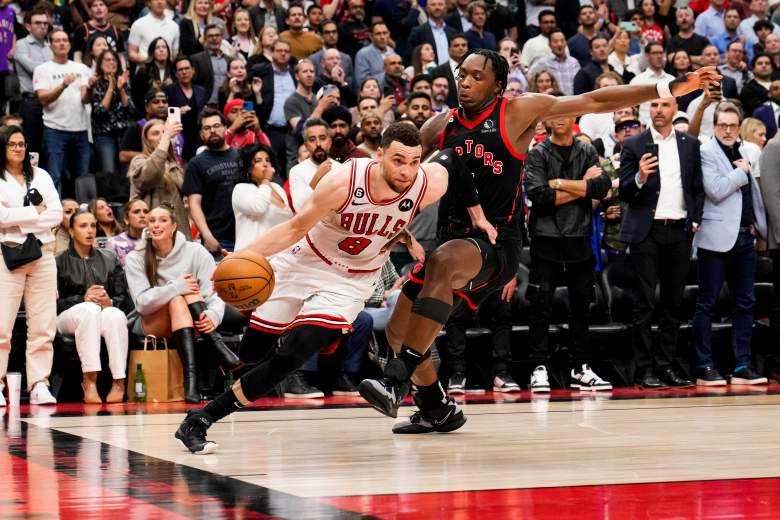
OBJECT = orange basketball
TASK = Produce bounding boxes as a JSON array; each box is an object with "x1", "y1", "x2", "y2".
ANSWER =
[{"x1": 213, "y1": 250, "x2": 275, "y2": 310}]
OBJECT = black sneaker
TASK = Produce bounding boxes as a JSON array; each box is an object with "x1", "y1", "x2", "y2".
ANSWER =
[
  {"x1": 392, "y1": 396, "x2": 467, "y2": 434},
  {"x1": 493, "y1": 373, "x2": 521, "y2": 393},
  {"x1": 447, "y1": 372, "x2": 466, "y2": 394},
  {"x1": 175, "y1": 410, "x2": 218, "y2": 454},
  {"x1": 730, "y1": 366, "x2": 768, "y2": 385},
  {"x1": 696, "y1": 366, "x2": 726, "y2": 386},
  {"x1": 358, "y1": 377, "x2": 410, "y2": 418},
  {"x1": 332, "y1": 372, "x2": 360, "y2": 396},
  {"x1": 279, "y1": 370, "x2": 324, "y2": 398}
]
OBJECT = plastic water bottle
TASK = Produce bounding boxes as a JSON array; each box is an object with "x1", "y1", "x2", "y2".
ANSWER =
[{"x1": 134, "y1": 363, "x2": 147, "y2": 403}]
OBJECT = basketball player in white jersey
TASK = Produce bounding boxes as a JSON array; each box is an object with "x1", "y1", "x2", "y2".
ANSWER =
[{"x1": 175, "y1": 122, "x2": 465, "y2": 454}]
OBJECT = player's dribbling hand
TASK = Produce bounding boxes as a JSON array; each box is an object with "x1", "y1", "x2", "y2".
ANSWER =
[{"x1": 473, "y1": 218, "x2": 498, "y2": 245}]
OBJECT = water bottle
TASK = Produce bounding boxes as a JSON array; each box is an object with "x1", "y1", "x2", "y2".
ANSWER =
[{"x1": 134, "y1": 363, "x2": 147, "y2": 403}]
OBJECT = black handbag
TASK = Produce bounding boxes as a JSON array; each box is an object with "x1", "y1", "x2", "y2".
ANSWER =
[{"x1": 1, "y1": 178, "x2": 42, "y2": 270}]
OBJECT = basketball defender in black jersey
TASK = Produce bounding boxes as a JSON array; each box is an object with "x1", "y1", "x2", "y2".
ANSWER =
[{"x1": 358, "y1": 49, "x2": 721, "y2": 433}]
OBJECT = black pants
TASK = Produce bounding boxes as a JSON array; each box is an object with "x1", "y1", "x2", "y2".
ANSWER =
[
  {"x1": 769, "y1": 249, "x2": 780, "y2": 351},
  {"x1": 444, "y1": 290, "x2": 513, "y2": 375},
  {"x1": 630, "y1": 222, "x2": 691, "y2": 373},
  {"x1": 20, "y1": 96, "x2": 44, "y2": 153},
  {"x1": 527, "y1": 254, "x2": 594, "y2": 366},
  {"x1": 264, "y1": 126, "x2": 288, "y2": 180}
]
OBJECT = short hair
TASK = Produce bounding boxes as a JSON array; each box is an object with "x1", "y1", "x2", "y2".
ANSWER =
[
  {"x1": 273, "y1": 39, "x2": 291, "y2": 51},
  {"x1": 754, "y1": 19, "x2": 774, "y2": 32},
  {"x1": 24, "y1": 5, "x2": 49, "y2": 24},
  {"x1": 380, "y1": 121, "x2": 421, "y2": 149},
  {"x1": 548, "y1": 28, "x2": 566, "y2": 40},
  {"x1": 623, "y1": 9, "x2": 640, "y2": 20},
  {"x1": 198, "y1": 107, "x2": 226, "y2": 129},
  {"x1": 286, "y1": 4, "x2": 304, "y2": 15},
  {"x1": 173, "y1": 55, "x2": 192, "y2": 68},
  {"x1": 727, "y1": 40, "x2": 745, "y2": 52},
  {"x1": 538, "y1": 9, "x2": 555, "y2": 22},
  {"x1": 320, "y1": 18, "x2": 337, "y2": 29},
  {"x1": 358, "y1": 96, "x2": 379, "y2": 106},
  {"x1": 752, "y1": 53, "x2": 770, "y2": 68},
  {"x1": 410, "y1": 73, "x2": 433, "y2": 89},
  {"x1": 457, "y1": 48, "x2": 509, "y2": 94},
  {"x1": 713, "y1": 101, "x2": 743, "y2": 125},
  {"x1": 294, "y1": 58, "x2": 314, "y2": 73},
  {"x1": 595, "y1": 71, "x2": 623, "y2": 87},
  {"x1": 407, "y1": 92, "x2": 432, "y2": 105},
  {"x1": 466, "y1": 1, "x2": 488, "y2": 19},
  {"x1": 645, "y1": 41, "x2": 664, "y2": 54},
  {"x1": 579, "y1": 4, "x2": 595, "y2": 13},
  {"x1": 204, "y1": 23, "x2": 222, "y2": 35},
  {"x1": 303, "y1": 117, "x2": 330, "y2": 139},
  {"x1": 306, "y1": 3, "x2": 322, "y2": 14},
  {"x1": 741, "y1": 117, "x2": 767, "y2": 141},
  {"x1": 590, "y1": 36, "x2": 608, "y2": 49},
  {"x1": 676, "y1": 6, "x2": 693, "y2": 17},
  {"x1": 371, "y1": 21, "x2": 389, "y2": 32},
  {"x1": 448, "y1": 33, "x2": 468, "y2": 46}
]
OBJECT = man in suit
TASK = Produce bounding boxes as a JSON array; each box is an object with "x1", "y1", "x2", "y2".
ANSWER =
[
  {"x1": 741, "y1": 54, "x2": 773, "y2": 117},
  {"x1": 618, "y1": 97, "x2": 705, "y2": 389},
  {"x1": 190, "y1": 24, "x2": 231, "y2": 104},
  {"x1": 408, "y1": 0, "x2": 456, "y2": 65},
  {"x1": 752, "y1": 79, "x2": 780, "y2": 139},
  {"x1": 431, "y1": 34, "x2": 469, "y2": 110},
  {"x1": 248, "y1": 0, "x2": 286, "y2": 35},
  {"x1": 759, "y1": 127, "x2": 780, "y2": 355},
  {"x1": 444, "y1": 0, "x2": 471, "y2": 33},
  {"x1": 693, "y1": 102, "x2": 768, "y2": 386}
]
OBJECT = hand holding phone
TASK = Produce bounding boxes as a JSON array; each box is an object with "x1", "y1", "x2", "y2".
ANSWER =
[
  {"x1": 639, "y1": 143, "x2": 659, "y2": 183},
  {"x1": 167, "y1": 106, "x2": 181, "y2": 125}
]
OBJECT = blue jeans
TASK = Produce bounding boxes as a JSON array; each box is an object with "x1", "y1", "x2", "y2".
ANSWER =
[
  {"x1": 692, "y1": 232, "x2": 757, "y2": 369},
  {"x1": 42, "y1": 128, "x2": 90, "y2": 189},
  {"x1": 302, "y1": 311, "x2": 373, "y2": 373},
  {"x1": 93, "y1": 132, "x2": 121, "y2": 174},
  {"x1": 363, "y1": 290, "x2": 400, "y2": 331}
]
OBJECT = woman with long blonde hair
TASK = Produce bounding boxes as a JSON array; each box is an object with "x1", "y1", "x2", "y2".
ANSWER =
[
  {"x1": 128, "y1": 119, "x2": 191, "y2": 239},
  {"x1": 179, "y1": 0, "x2": 227, "y2": 56}
]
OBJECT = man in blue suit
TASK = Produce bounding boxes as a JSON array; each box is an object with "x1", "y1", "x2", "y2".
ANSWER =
[
  {"x1": 693, "y1": 102, "x2": 768, "y2": 386},
  {"x1": 618, "y1": 97, "x2": 705, "y2": 389},
  {"x1": 751, "y1": 79, "x2": 780, "y2": 140}
]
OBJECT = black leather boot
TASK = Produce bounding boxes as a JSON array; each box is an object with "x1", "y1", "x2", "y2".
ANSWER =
[
  {"x1": 187, "y1": 301, "x2": 243, "y2": 371},
  {"x1": 174, "y1": 327, "x2": 201, "y2": 403}
]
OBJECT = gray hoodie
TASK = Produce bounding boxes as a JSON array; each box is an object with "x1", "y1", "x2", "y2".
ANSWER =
[{"x1": 125, "y1": 231, "x2": 225, "y2": 327}]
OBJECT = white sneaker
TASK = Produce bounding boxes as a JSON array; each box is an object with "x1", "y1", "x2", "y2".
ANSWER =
[
  {"x1": 529, "y1": 365, "x2": 551, "y2": 392},
  {"x1": 29, "y1": 382, "x2": 57, "y2": 405},
  {"x1": 570, "y1": 364, "x2": 613, "y2": 391},
  {"x1": 0, "y1": 391, "x2": 5, "y2": 407}
]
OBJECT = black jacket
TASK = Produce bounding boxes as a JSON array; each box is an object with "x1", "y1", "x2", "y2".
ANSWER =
[
  {"x1": 524, "y1": 138, "x2": 610, "y2": 238},
  {"x1": 408, "y1": 23, "x2": 457, "y2": 64},
  {"x1": 248, "y1": 4, "x2": 287, "y2": 35},
  {"x1": 249, "y1": 61, "x2": 297, "y2": 127},
  {"x1": 190, "y1": 50, "x2": 231, "y2": 100},
  {"x1": 741, "y1": 79, "x2": 770, "y2": 117},
  {"x1": 55, "y1": 246, "x2": 134, "y2": 316},
  {"x1": 617, "y1": 129, "x2": 704, "y2": 244}
]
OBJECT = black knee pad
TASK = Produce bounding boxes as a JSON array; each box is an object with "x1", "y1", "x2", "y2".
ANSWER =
[
  {"x1": 401, "y1": 278, "x2": 423, "y2": 301},
  {"x1": 411, "y1": 297, "x2": 452, "y2": 325}
]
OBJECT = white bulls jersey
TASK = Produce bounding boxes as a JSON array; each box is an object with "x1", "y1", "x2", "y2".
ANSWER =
[{"x1": 305, "y1": 158, "x2": 429, "y2": 273}]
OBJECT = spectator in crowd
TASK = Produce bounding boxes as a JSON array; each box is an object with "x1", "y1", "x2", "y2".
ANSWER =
[
  {"x1": 408, "y1": 0, "x2": 456, "y2": 65},
  {"x1": 120, "y1": 89, "x2": 180, "y2": 165},
  {"x1": 741, "y1": 117, "x2": 768, "y2": 148},
  {"x1": 218, "y1": 59, "x2": 259, "y2": 108},
  {"x1": 288, "y1": 117, "x2": 339, "y2": 212},
  {"x1": 752, "y1": 19, "x2": 776, "y2": 56},
  {"x1": 315, "y1": 49, "x2": 358, "y2": 104},
  {"x1": 688, "y1": 84, "x2": 724, "y2": 139},
  {"x1": 224, "y1": 99, "x2": 271, "y2": 149},
  {"x1": 125, "y1": 204, "x2": 237, "y2": 403},
  {"x1": 382, "y1": 53, "x2": 408, "y2": 107},
  {"x1": 355, "y1": 22, "x2": 395, "y2": 85},
  {"x1": 191, "y1": 24, "x2": 232, "y2": 105},
  {"x1": 248, "y1": 26, "x2": 278, "y2": 67},
  {"x1": 573, "y1": 37, "x2": 614, "y2": 95},
  {"x1": 713, "y1": 9, "x2": 745, "y2": 59},
  {"x1": 529, "y1": 28, "x2": 581, "y2": 96},
  {"x1": 667, "y1": 7, "x2": 710, "y2": 67},
  {"x1": 72, "y1": 0, "x2": 125, "y2": 64},
  {"x1": 363, "y1": 260, "x2": 403, "y2": 331},
  {"x1": 338, "y1": 0, "x2": 371, "y2": 58},
  {"x1": 667, "y1": 50, "x2": 694, "y2": 78},
  {"x1": 88, "y1": 198, "x2": 123, "y2": 243},
  {"x1": 54, "y1": 199, "x2": 80, "y2": 253},
  {"x1": 568, "y1": 5, "x2": 607, "y2": 66},
  {"x1": 305, "y1": 4, "x2": 324, "y2": 32},
  {"x1": 638, "y1": 0, "x2": 669, "y2": 46},
  {"x1": 498, "y1": 38, "x2": 529, "y2": 91},
  {"x1": 310, "y1": 19, "x2": 354, "y2": 82},
  {"x1": 504, "y1": 78, "x2": 524, "y2": 98},
  {"x1": 106, "y1": 198, "x2": 149, "y2": 265},
  {"x1": 741, "y1": 54, "x2": 773, "y2": 117},
  {"x1": 35, "y1": 29, "x2": 92, "y2": 190},
  {"x1": 759, "y1": 132, "x2": 780, "y2": 348},
  {"x1": 431, "y1": 34, "x2": 469, "y2": 109},
  {"x1": 431, "y1": 73, "x2": 451, "y2": 111},
  {"x1": 752, "y1": 79, "x2": 780, "y2": 139},
  {"x1": 444, "y1": 0, "x2": 471, "y2": 33},
  {"x1": 0, "y1": 125, "x2": 63, "y2": 406},
  {"x1": 165, "y1": 56, "x2": 209, "y2": 160},
  {"x1": 56, "y1": 210, "x2": 133, "y2": 403},
  {"x1": 630, "y1": 42, "x2": 674, "y2": 124},
  {"x1": 404, "y1": 92, "x2": 433, "y2": 130},
  {"x1": 693, "y1": 102, "x2": 768, "y2": 387},
  {"x1": 464, "y1": 1, "x2": 496, "y2": 51},
  {"x1": 183, "y1": 109, "x2": 243, "y2": 254},
  {"x1": 521, "y1": 10, "x2": 557, "y2": 69},
  {"x1": 232, "y1": 143, "x2": 291, "y2": 250},
  {"x1": 404, "y1": 43, "x2": 438, "y2": 81},
  {"x1": 700, "y1": 45, "x2": 739, "y2": 100},
  {"x1": 256, "y1": 40, "x2": 295, "y2": 174},
  {"x1": 248, "y1": 0, "x2": 285, "y2": 36},
  {"x1": 323, "y1": 105, "x2": 370, "y2": 162},
  {"x1": 231, "y1": 8, "x2": 258, "y2": 60},
  {"x1": 349, "y1": 92, "x2": 395, "y2": 131},
  {"x1": 357, "y1": 113, "x2": 382, "y2": 158},
  {"x1": 128, "y1": 118, "x2": 190, "y2": 239},
  {"x1": 17, "y1": 7, "x2": 52, "y2": 153},
  {"x1": 618, "y1": 97, "x2": 703, "y2": 389},
  {"x1": 738, "y1": 0, "x2": 780, "y2": 47},
  {"x1": 608, "y1": 28, "x2": 643, "y2": 82},
  {"x1": 529, "y1": 69, "x2": 560, "y2": 93},
  {"x1": 179, "y1": 0, "x2": 227, "y2": 57},
  {"x1": 82, "y1": 34, "x2": 110, "y2": 70},
  {"x1": 279, "y1": 4, "x2": 322, "y2": 60},
  {"x1": 523, "y1": 105, "x2": 613, "y2": 392},
  {"x1": 91, "y1": 49, "x2": 134, "y2": 175},
  {"x1": 130, "y1": 37, "x2": 175, "y2": 114},
  {"x1": 694, "y1": 0, "x2": 726, "y2": 41},
  {"x1": 128, "y1": 0, "x2": 180, "y2": 65},
  {"x1": 763, "y1": 34, "x2": 780, "y2": 70}
]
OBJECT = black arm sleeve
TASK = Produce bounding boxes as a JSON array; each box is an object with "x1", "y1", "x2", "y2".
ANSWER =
[{"x1": 427, "y1": 148, "x2": 481, "y2": 208}]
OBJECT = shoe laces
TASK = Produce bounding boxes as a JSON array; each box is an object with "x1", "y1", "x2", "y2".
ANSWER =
[{"x1": 532, "y1": 366, "x2": 549, "y2": 383}]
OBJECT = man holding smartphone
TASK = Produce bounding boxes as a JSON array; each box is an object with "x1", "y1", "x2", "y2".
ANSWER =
[{"x1": 618, "y1": 97, "x2": 704, "y2": 389}]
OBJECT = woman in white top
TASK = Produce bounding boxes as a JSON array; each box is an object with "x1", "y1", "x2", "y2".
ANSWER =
[
  {"x1": 232, "y1": 144, "x2": 292, "y2": 251},
  {"x1": 0, "y1": 125, "x2": 63, "y2": 406},
  {"x1": 608, "y1": 29, "x2": 646, "y2": 79}
]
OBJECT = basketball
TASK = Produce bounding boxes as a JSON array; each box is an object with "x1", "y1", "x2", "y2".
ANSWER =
[{"x1": 213, "y1": 250, "x2": 275, "y2": 310}]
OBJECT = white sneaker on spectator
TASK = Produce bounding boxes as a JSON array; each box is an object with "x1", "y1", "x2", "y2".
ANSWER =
[
  {"x1": 29, "y1": 382, "x2": 57, "y2": 405},
  {"x1": 0, "y1": 391, "x2": 5, "y2": 407},
  {"x1": 529, "y1": 365, "x2": 551, "y2": 393},
  {"x1": 570, "y1": 364, "x2": 612, "y2": 391}
]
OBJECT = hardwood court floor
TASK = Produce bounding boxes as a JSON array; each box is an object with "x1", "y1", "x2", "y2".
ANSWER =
[{"x1": 4, "y1": 388, "x2": 780, "y2": 518}]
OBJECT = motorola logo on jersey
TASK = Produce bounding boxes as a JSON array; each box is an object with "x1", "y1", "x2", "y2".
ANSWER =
[
  {"x1": 454, "y1": 139, "x2": 504, "y2": 174},
  {"x1": 339, "y1": 212, "x2": 407, "y2": 239},
  {"x1": 398, "y1": 199, "x2": 414, "y2": 212}
]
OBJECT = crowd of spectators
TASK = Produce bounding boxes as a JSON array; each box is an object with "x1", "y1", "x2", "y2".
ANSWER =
[{"x1": 3, "y1": 0, "x2": 780, "y2": 403}]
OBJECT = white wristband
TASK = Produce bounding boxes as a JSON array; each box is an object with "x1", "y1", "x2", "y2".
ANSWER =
[{"x1": 656, "y1": 80, "x2": 673, "y2": 99}]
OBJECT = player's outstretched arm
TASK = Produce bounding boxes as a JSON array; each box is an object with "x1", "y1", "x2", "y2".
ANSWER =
[
  {"x1": 524, "y1": 66, "x2": 722, "y2": 119},
  {"x1": 238, "y1": 164, "x2": 351, "y2": 258}
]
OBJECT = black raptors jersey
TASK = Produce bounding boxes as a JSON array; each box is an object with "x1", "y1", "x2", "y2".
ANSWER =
[{"x1": 438, "y1": 97, "x2": 525, "y2": 240}]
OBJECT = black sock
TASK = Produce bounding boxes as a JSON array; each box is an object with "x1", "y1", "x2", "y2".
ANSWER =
[
  {"x1": 385, "y1": 346, "x2": 424, "y2": 383},
  {"x1": 415, "y1": 380, "x2": 448, "y2": 410},
  {"x1": 202, "y1": 388, "x2": 244, "y2": 423}
]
